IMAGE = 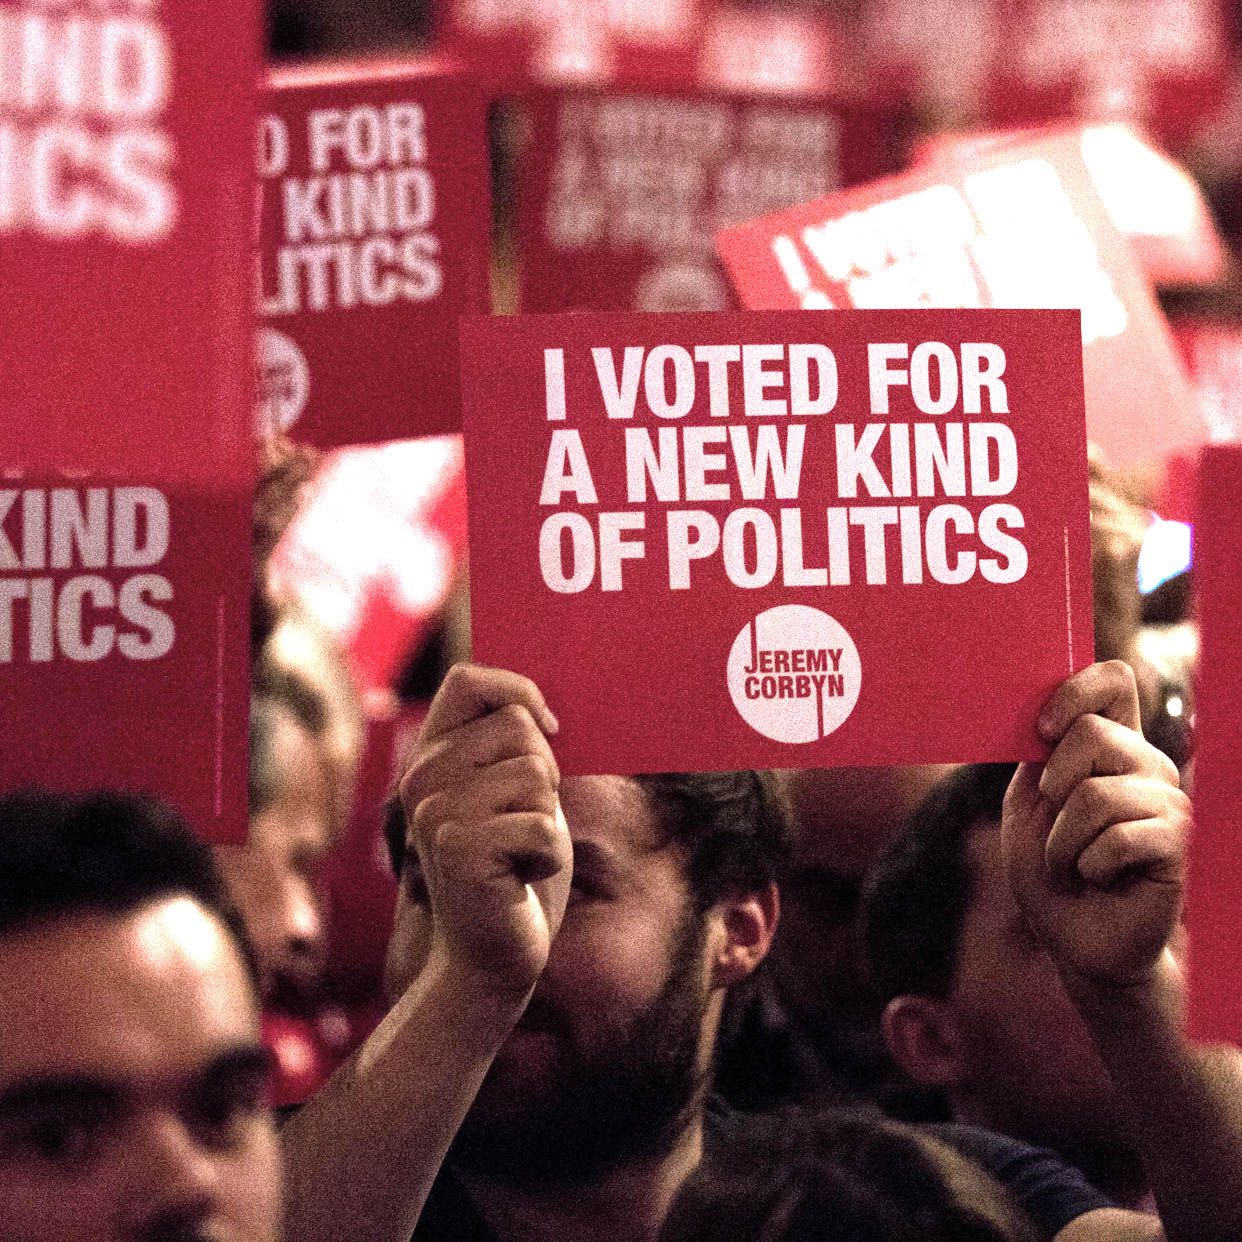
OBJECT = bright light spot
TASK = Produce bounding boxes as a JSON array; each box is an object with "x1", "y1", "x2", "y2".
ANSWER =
[
  {"x1": 1166, "y1": 695, "x2": 1184, "y2": 719},
  {"x1": 1138, "y1": 519, "x2": 1192, "y2": 594}
]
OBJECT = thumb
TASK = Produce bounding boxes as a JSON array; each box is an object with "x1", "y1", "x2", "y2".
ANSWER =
[{"x1": 531, "y1": 800, "x2": 573, "y2": 943}]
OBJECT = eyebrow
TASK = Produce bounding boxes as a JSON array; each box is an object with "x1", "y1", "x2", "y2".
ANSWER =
[
  {"x1": 0, "y1": 1044, "x2": 271, "y2": 1120},
  {"x1": 194, "y1": 1045, "x2": 273, "y2": 1088},
  {"x1": 571, "y1": 837, "x2": 621, "y2": 876}
]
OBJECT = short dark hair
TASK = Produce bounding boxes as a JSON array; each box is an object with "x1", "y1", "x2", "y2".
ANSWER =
[
  {"x1": 633, "y1": 772, "x2": 789, "y2": 910},
  {"x1": 860, "y1": 764, "x2": 1016, "y2": 1004},
  {"x1": 383, "y1": 771, "x2": 791, "y2": 909},
  {"x1": 0, "y1": 790, "x2": 253, "y2": 977}
]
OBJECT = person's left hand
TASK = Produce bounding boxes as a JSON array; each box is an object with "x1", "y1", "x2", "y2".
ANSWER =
[{"x1": 1003, "y1": 661, "x2": 1192, "y2": 991}]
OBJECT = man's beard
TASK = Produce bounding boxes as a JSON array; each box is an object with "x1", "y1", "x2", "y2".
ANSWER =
[{"x1": 449, "y1": 908, "x2": 710, "y2": 1188}]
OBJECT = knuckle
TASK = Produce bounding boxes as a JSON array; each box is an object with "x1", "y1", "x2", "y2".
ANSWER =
[
  {"x1": 527, "y1": 812, "x2": 560, "y2": 851},
  {"x1": 495, "y1": 701, "x2": 537, "y2": 739},
  {"x1": 1069, "y1": 778, "x2": 1107, "y2": 824},
  {"x1": 440, "y1": 662, "x2": 474, "y2": 697},
  {"x1": 400, "y1": 742, "x2": 447, "y2": 807},
  {"x1": 398, "y1": 765, "x2": 426, "y2": 813},
  {"x1": 511, "y1": 751, "x2": 549, "y2": 786},
  {"x1": 1102, "y1": 658, "x2": 1137, "y2": 690},
  {"x1": 1154, "y1": 749, "x2": 1181, "y2": 787},
  {"x1": 1168, "y1": 788, "x2": 1193, "y2": 831},
  {"x1": 413, "y1": 792, "x2": 449, "y2": 834}
]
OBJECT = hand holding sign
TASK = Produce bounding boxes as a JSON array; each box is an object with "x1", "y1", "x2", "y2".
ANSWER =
[
  {"x1": 1002, "y1": 660, "x2": 1191, "y2": 991},
  {"x1": 397, "y1": 664, "x2": 571, "y2": 999}
]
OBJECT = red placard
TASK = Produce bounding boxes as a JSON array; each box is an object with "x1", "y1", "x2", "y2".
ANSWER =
[
  {"x1": 0, "y1": 0, "x2": 256, "y2": 841},
  {"x1": 269, "y1": 438, "x2": 468, "y2": 694},
  {"x1": 517, "y1": 86, "x2": 898, "y2": 314},
  {"x1": 1188, "y1": 443, "x2": 1242, "y2": 1044},
  {"x1": 916, "y1": 124, "x2": 1229, "y2": 289},
  {"x1": 2, "y1": 0, "x2": 255, "y2": 485},
  {"x1": 717, "y1": 130, "x2": 1205, "y2": 480},
  {"x1": 461, "y1": 309, "x2": 1094, "y2": 775},
  {"x1": 0, "y1": 487, "x2": 252, "y2": 841},
  {"x1": 436, "y1": 0, "x2": 707, "y2": 94},
  {"x1": 986, "y1": 0, "x2": 1232, "y2": 146},
  {"x1": 258, "y1": 59, "x2": 491, "y2": 445},
  {"x1": 857, "y1": 0, "x2": 1231, "y2": 144},
  {"x1": 697, "y1": 8, "x2": 844, "y2": 99}
]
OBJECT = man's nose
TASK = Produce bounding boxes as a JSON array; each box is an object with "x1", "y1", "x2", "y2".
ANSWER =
[
  {"x1": 120, "y1": 1111, "x2": 219, "y2": 1239},
  {"x1": 278, "y1": 875, "x2": 326, "y2": 976}
]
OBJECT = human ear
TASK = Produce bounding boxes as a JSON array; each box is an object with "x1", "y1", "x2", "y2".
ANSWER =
[
  {"x1": 882, "y1": 994, "x2": 965, "y2": 1088},
  {"x1": 709, "y1": 882, "x2": 779, "y2": 989}
]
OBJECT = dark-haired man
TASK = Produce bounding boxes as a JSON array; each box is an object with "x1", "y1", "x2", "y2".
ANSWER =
[
  {"x1": 280, "y1": 663, "x2": 787, "y2": 1242},
  {"x1": 862, "y1": 762, "x2": 1145, "y2": 1205},
  {"x1": 0, "y1": 790, "x2": 281, "y2": 1242},
  {"x1": 287, "y1": 660, "x2": 1242, "y2": 1242},
  {"x1": 863, "y1": 662, "x2": 1242, "y2": 1241}
]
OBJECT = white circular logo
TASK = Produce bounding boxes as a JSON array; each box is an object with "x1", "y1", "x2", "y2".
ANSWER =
[
  {"x1": 726, "y1": 605, "x2": 861, "y2": 744},
  {"x1": 255, "y1": 329, "x2": 310, "y2": 434}
]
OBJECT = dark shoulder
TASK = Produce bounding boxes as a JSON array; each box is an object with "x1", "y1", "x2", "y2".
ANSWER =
[{"x1": 927, "y1": 1123, "x2": 1116, "y2": 1238}]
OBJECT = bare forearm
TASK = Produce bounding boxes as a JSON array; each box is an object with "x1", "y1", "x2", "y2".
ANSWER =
[
  {"x1": 1066, "y1": 954, "x2": 1242, "y2": 1242},
  {"x1": 280, "y1": 958, "x2": 527, "y2": 1242}
]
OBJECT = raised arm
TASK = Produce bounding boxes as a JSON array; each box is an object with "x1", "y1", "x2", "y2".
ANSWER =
[
  {"x1": 1004, "y1": 660, "x2": 1242, "y2": 1242},
  {"x1": 280, "y1": 663, "x2": 572, "y2": 1242}
]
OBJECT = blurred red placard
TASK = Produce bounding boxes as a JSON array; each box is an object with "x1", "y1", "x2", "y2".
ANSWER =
[
  {"x1": 1174, "y1": 320, "x2": 1242, "y2": 445},
  {"x1": 1188, "y1": 443, "x2": 1242, "y2": 1044},
  {"x1": 916, "y1": 124, "x2": 1228, "y2": 288},
  {"x1": 435, "y1": 0, "x2": 707, "y2": 93},
  {"x1": 258, "y1": 58, "x2": 491, "y2": 445},
  {"x1": 986, "y1": 0, "x2": 1233, "y2": 146},
  {"x1": 0, "y1": 0, "x2": 256, "y2": 842},
  {"x1": 857, "y1": 0, "x2": 1231, "y2": 143},
  {"x1": 717, "y1": 129, "x2": 1206, "y2": 478},
  {"x1": 517, "y1": 85, "x2": 899, "y2": 313}
]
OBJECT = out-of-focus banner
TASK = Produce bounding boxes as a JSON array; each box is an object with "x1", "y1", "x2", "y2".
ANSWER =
[
  {"x1": 438, "y1": 0, "x2": 1233, "y2": 145},
  {"x1": 717, "y1": 129, "x2": 1206, "y2": 482},
  {"x1": 435, "y1": 0, "x2": 708, "y2": 94},
  {"x1": 914, "y1": 124, "x2": 1229, "y2": 289},
  {"x1": 984, "y1": 0, "x2": 1232, "y2": 145},
  {"x1": 435, "y1": 0, "x2": 854, "y2": 97},
  {"x1": 461, "y1": 309, "x2": 1094, "y2": 775},
  {"x1": 516, "y1": 86, "x2": 899, "y2": 314},
  {"x1": 1188, "y1": 443, "x2": 1242, "y2": 1045},
  {"x1": 860, "y1": 0, "x2": 1232, "y2": 144},
  {"x1": 0, "y1": 0, "x2": 256, "y2": 842},
  {"x1": 257, "y1": 59, "x2": 491, "y2": 445},
  {"x1": 269, "y1": 439, "x2": 468, "y2": 695}
]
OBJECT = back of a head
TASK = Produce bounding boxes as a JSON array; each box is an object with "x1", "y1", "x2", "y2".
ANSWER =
[
  {"x1": 633, "y1": 771, "x2": 791, "y2": 911},
  {"x1": 661, "y1": 1108, "x2": 1037, "y2": 1242},
  {"x1": 0, "y1": 789, "x2": 240, "y2": 944},
  {"x1": 860, "y1": 763, "x2": 1016, "y2": 1006}
]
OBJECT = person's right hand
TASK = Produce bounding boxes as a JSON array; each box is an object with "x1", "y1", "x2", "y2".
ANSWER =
[{"x1": 397, "y1": 663, "x2": 572, "y2": 999}]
